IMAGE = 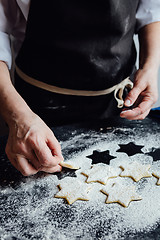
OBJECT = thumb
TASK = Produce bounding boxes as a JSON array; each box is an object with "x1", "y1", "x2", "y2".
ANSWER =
[{"x1": 124, "y1": 84, "x2": 144, "y2": 107}]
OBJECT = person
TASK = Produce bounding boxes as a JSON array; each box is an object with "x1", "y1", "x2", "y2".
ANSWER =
[{"x1": 0, "y1": 0, "x2": 160, "y2": 176}]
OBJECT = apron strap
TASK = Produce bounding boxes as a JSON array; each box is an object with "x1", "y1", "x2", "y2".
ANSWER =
[
  {"x1": 15, "y1": 65, "x2": 133, "y2": 108},
  {"x1": 114, "y1": 78, "x2": 133, "y2": 108}
]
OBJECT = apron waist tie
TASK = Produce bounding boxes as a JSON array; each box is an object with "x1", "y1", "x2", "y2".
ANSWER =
[{"x1": 15, "y1": 65, "x2": 133, "y2": 108}]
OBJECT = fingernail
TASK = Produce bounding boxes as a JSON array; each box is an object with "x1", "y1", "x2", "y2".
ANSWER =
[
  {"x1": 121, "y1": 109, "x2": 132, "y2": 114},
  {"x1": 125, "y1": 99, "x2": 132, "y2": 107},
  {"x1": 121, "y1": 110, "x2": 127, "y2": 113}
]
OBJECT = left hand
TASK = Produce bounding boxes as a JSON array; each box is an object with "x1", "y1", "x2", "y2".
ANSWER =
[{"x1": 120, "y1": 67, "x2": 158, "y2": 120}]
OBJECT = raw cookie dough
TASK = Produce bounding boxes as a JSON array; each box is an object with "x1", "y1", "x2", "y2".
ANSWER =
[
  {"x1": 55, "y1": 177, "x2": 91, "y2": 204},
  {"x1": 101, "y1": 181, "x2": 142, "y2": 207},
  {"x1": 152, "y1": 171, "x2": 160, "y2": 185},
  {"x1": 60, "y1": 161, "x2": 80, "y2": 170},
  {"x1": 120, "y1": 161, "x2": 152, "y2": 182},
  {"x1": 81, "y1": 163, "x2": 121, "y2": 185}
]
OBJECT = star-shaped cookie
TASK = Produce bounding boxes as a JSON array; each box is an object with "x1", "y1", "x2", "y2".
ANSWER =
[
  {"x1": 60, "y1": 161, "x2": 80, "y2": 170},
  {"x1": 86, "y1": 150, "x2": 116, "y2": 165},
  {"x1": 55, "y1": 177, "x2": 91, "y2": 204},
  {"x1": 101, "y1": 182, "x2": 142, "y2": 207},
  {"x1": 146, "y1": 148, "x2": 160, "y2": 161},
  {"x1": 152, "y1": 171, "x2": 160, "y2": 185},
  {"x1": 120, "y1": 161, "x2": 152, "y2": 182},
  {"x1": 116, "y1": 142, "x2": 144, "y2": 156},
  {"x1": 81, "y1": 163, "x2": 121, "y2": 185}
]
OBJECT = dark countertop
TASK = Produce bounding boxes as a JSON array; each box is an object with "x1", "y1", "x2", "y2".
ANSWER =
[{"x1": 0, "y1": 116, "x2": 160, "y2": 240}]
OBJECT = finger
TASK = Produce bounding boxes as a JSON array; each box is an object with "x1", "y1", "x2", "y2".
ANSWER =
[
  {"x1": 7, "y1": 151, "x2": 40, "y2": 175},
  {"x1": 8, "y1": 156, "x2": 20, "y2": 172},
  {"x1": 5, "y1": 146, "x2": 21, "y2": 172},
  {"x1": 7, "y1": 139, "x2": 41, "y2": 171},
  {"x1": 33, "y1": 140, "x2": 61, "y2": 167},
  {"x1": 13, "y1": 142, "x2": 42, "y2": 170},
  {"x1": 130, "y1": 109, "x2": 150, "y2": 120},
  {"x1": 124, "y1": 109, "x2": 150, "y2": 121},
  {"x1": 121, "y1": 108, "x2": 150, "y2": 120},
  {"x1": 26, "y1": 150, "x2": 42, "y2": 170},
  {"x1": 121, "y1": 96, "x2": 154, "y2": 119},
  {"x1": 40, "y1": 164, "x2": 62, "y2": 174},
  {"x1": 47, "y1": 134, "x2": 64, "y2": 160},
  {"x1": 124, "y1": 84, "x2": 144, "y2": 107},
  {"x1": 15, "y1": 155, "x2": 38, "y2": 176}
]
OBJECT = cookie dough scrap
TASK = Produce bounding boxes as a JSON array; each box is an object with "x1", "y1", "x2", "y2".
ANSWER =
[
  {"x1": 55, "y1": 177, "x2": 92, "y2": 204},
  {"x1": 81, "y1": 163, "x2": 121, "y2": 185},
  {"x1": 152, "y1": 171, "x2": 160, "y2": 185},
  {"x1": 60, "y1": 161, "x2": 80, "y2": 170},
  {"x1": 101, "y1": 182, "x2": 142, "y2": 207},
  {"x1": 120, "y1": 161, "x2": 152, "y2": 182}
]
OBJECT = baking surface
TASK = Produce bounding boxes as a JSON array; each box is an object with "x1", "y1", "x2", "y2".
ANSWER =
[{"x1": 0, "y1": 117, "x2": 160, "y2": 240}]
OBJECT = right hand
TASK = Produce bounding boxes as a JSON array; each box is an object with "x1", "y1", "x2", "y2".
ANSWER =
[{"x1": 5, "y1": 111, "x2": 64, "y2": 176}]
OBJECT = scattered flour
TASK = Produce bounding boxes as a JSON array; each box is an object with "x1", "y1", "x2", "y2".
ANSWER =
[
  {"x1": 1, "y1": 125, "x2": 160, "y2": 239},
  {"x1": 55, "y1": 177, "x2": 91, "y2": 204},
  {"x1": 81, "y1": 163, "x2": 121, "y2": 184}
]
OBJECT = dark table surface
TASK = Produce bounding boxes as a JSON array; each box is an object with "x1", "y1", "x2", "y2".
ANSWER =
[{"x1": 0, "y1": 116, "x2": 160, "y2": 240}]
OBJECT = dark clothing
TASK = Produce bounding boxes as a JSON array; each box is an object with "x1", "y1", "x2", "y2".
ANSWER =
[
  {"x1": 15, "y1": 0, "x2": 139, "y2": 125},
  {"x1": 15, "y1": 71, "x2": 123, "y2": 125}
]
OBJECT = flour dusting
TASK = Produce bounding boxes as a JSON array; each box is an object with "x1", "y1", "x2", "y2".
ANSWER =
[{"x1": 0, "y1": 123, "x2": 160, "y2": 239}]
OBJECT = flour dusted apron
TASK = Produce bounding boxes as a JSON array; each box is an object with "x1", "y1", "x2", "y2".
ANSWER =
[{"x1": 15, "y1": 0, "x2": 139, "y2": 125}]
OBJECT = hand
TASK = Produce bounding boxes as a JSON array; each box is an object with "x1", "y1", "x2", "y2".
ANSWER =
[
  {"x1": 120, "y1": 67, "x2": 158, "y2": 120},
  {"x1": 5, "y1": 112, "x2": 63, "y2": 176}
]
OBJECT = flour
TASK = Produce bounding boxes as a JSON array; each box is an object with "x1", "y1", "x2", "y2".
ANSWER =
[
  {"x1": 119, "y1": 161, "x2": 152, "y2": 182},
  {"x1": 55, "y1": 177, "x2": 91, "y2": 204},
  {"x1": 1, "y1": 125, "x2": 160, "y2": 239},
  {"x1": 81, "y1": 163, "x2": 121, "y2": 184}
]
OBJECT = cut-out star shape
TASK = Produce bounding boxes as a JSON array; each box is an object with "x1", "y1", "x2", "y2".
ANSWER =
[
  {"x1": 55, "y1": 177, "x2": 91, "y2": 204},
  {"x1": 120, "y1": 161, "x2": 152, "y2": 182},
  {"x1": 116, "y1": 142, "x2": 144, "y2": 156},
  {"x1": 86, "y1": 150, "x2": 116, "y2": 165},
  {"x1": 146, "y1": 148, "x2": 160, "y2": 161},
  {"x1": 101, "y1": 182, "x2": 142, "y2": 207},
  {"x1": 152, "y1": 171, "x2": 160, "y2": 185},
  {"x1": 81, "y1": 163, "x2": 121, "y2": 185},
  {"x1": 56, "y1": 167, "x2": 77, "y2": 180}
]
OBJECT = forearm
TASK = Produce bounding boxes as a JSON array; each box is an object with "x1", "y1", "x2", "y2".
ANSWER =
[
  {"x1": 121, "y1": 22, "x2": 160, "y2": 120},
  {"x1": 0, "y1": 60, "x2": 63, "y2": 175},
  {"x1": 138, "y1": 22, "x2": 160, "y2": 70},
  {"x1": 0, "y1": 61, "x2": 33, "y2": 127}
]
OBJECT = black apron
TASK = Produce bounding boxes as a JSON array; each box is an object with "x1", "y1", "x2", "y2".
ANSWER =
[{"x1": 15, "y1": 0, "x2": 139, "y2": 125}]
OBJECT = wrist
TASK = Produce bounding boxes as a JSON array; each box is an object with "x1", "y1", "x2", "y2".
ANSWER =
[
  {"x1": 8, "y1": 105, "x2": 34, "y2": 128},
  {"x1": 0, "y1": 86, "x2": 34, "y2": 128},
  {"x1": 139, "y1": 58, "x2": 159, "y2": 73},
  {"x1": 8, "y1": 110, "x2": 38, "y2": 139},
  {"x1": 0, "y1": 61, "x2": 37, "y2": 133}
]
